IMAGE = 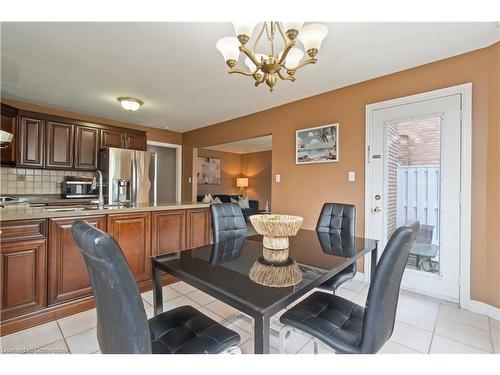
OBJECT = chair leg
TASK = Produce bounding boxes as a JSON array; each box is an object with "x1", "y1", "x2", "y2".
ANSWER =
[
  {"x1": 279, "y1": 325, "x2": 292, "y2": 354},
  {"x1": 313, "y1": 339, "x2": 319, "y2": 354}
]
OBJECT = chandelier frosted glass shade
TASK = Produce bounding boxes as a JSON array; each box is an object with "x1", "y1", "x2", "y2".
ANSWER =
[
  {"x1": 279, "y1": 47, "x2": 304, "y2": 70},
  {"x1": 232, "y1": 22, "x2": 258, "y2": 44},
  {"x1": 216, "y1": 37, "x2": 241, "y2": 67},
  {"x1": 216, "y1": 22, "x2": 328, "y2": 92},
  {"x1": 298, "y1": 23, "x2": 328, "y2": 57}
]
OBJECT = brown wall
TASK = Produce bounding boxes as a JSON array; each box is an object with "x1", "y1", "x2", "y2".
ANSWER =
[
  {"x1": 0, "y1": 97, "x2": 182, "y2": 145},
  {"x1": 197, "y1": 149, "x2": 242, "y2": 197},
  {"x1": 183, "y1": 42, "x2": 500, "y2": 308},
  {"x1": 241, "y1": 150, "x2": 272, "y2": 209}
]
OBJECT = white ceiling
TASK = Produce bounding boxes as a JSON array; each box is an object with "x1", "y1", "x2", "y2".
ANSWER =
[
  {"x1": 1, "y1": 22, "x2": 498, "y2": 133},
  {"x1": 204, "y1": 135, "x2": 272, "y2": 154}
]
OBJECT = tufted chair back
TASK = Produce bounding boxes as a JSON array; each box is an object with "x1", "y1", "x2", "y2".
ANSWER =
[
  {"x1": 209, "y1": 235, "x2": 246, "y2": 265},
  {"x1": 359, "y1": 220, "x2": 419, "y2": 353},
  {"x1": 316, "y1": 203, "x2": 356, "y2": 236},
  {"x1": 211, "y1": 203, "x2": 247, "y2": 242},
  {"x1": 316, "y1": 231, "x2": 356, "y2": 258},
  {"x1": 72, "y1": 220, "x2": 152, "y2": 354}
]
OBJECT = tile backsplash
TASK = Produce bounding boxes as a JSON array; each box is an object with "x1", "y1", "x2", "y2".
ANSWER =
[{"x1": 0, "y1": 167, "x2": 94, "y2": 195}]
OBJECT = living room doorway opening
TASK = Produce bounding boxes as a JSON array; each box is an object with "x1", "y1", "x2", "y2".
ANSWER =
[{"x1": 195, "y1": 135, "x2": 272, "y2": 222}]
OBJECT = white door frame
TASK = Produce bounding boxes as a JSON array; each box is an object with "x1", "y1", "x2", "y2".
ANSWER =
[
  {"x1": 147, "y1": 140, "x2": 182, "y2": 202},
  {"x1": 363, "y1": 83, "x2": 474, "y2": 311}
]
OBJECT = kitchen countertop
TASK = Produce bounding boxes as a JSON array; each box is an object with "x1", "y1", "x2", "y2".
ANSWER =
[{"x1": 0, "y1": 201, "x2": 210, "y2": 221}]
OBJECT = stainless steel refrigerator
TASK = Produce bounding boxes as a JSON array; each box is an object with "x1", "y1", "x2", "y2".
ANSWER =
[{"x1": 100, "y1": 147, "x2": 157, "y2": 205}]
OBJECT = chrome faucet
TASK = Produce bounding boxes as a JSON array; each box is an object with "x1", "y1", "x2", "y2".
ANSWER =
[{"x1": 90, "y1": 170, "x2": 104, "y2": 209}]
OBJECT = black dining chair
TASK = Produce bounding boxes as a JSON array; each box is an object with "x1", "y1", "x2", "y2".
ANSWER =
[
  {"x1": 211, "y1": 203, "x2": 247, "y2": 242},
  {"x1": 316, "y1": 203, "x2": 357, "y2": 293},
  {"x1": 209, "y1": 235, "x2": 246, "y2": 265},
  {"x1": 279, "y1": 220, "x2": 420, "y2": 354},
  {"x1": 72, "y1": 220, "x2": 241, "y2": 354}
]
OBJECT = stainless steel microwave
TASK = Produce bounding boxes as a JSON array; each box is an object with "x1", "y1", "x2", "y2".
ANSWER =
[{"x1": 61, "y1": 176, "x2": 99, "y2": 199}]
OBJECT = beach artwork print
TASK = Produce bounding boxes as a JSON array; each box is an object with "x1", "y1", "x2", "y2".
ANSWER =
[
  {"x1": 197, "y1": 157, "x2": 221, "y2": 184},
  {"x1": 296, "y1": 124, "x2": 339, "y2": 164}
]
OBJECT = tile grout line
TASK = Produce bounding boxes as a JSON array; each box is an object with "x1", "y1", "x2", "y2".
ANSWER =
[
  {"x1": 432, "y1": 306, "x2": 493, "y2": 353},
  {"x1": 56, "y1": 321, "x2": 72, "y2": 354},
  {"x1": 488, "y1": 317, "x2": 494, "y2": 353},
  {"x1": 427, "y1": 303, "x2": 441, "y2": 353}
]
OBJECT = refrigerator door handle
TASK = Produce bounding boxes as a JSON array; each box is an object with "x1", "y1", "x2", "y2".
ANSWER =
[{"x1": 131, "y1": 151, "x2": 137, "y2": 204}]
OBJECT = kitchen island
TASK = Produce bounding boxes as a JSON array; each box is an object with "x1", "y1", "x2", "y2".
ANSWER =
[{"x1": 0, "y1": 201, "x2": 211, "y2": 335}]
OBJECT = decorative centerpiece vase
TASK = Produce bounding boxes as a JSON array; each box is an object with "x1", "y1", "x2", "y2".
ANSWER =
[{"x1": 249, "y1": 214, "x2": 304, "y2": 287}]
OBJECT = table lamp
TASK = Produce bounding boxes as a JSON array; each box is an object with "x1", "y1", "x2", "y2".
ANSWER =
[{"x1": 236, "y1": 177, "x2": 248, "y2": 195}]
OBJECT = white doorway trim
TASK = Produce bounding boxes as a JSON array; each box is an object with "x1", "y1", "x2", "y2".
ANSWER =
[
  {"x1": 147, "y1": 140, "x2": 182, "y2": 202},
  {"x1": 363, "y1": 83, "x2": 481, "y2": 315}
]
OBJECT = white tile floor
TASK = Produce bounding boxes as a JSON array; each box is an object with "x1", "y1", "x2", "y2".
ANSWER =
[{"x1": 1, "y1": 279, "x2": 499, "y2": 354}]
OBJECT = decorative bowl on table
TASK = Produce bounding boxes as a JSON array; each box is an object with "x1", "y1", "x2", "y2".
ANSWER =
[
  {"x1": 249, "y1": 214, "x2": 303, "y2": 250},
  {"x1": 248, "y1": 214, "x2": 304, "y2": 288}
]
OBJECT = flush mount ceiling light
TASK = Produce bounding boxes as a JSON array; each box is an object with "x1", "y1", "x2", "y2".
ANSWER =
[
  {"x1": 216, "y1": 22, "x2": 328, "y2": 92},
  {"x1": 117, "y1": 97, "x2": 144, "y2": 111}
]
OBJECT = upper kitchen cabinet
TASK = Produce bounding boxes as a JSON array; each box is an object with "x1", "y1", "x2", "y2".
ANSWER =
[
  {"x1": 4, "y1": 104, "x2": 147, "y2": 169},
  {"x1": 74, "y1": 125, "x2": 99, "y2": 170},
  {"x1": 45, "y1": 120, "x2": 74, "y2": 169},
  {"x1": 101, "y1": 128, "x2": 147, "y2": 151},
  {"x1": 17, "y1": 113, "x2": 45, "y2": 168},
  {"x1": 100, "y1": 128, "x2": 124, "y2": 149},
  {"x1": 0, "y1": 104, "x2": 18, "y2": 166},
  {"x1": 125, "y1": 133, "x2": 147, "y2": 151}
]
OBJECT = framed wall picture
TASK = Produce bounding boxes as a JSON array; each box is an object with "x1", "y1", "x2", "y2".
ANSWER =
[
  {"x1": 296, "y1": 123, "x2": 339, "y2": 164},
  {"x1": 197, "y1": 157, "x2": 221, "y2": 184}
]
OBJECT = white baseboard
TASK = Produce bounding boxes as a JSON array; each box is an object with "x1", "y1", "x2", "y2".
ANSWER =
[
  {"x1": 462, "y1": 299, "x2": 500, "y2": 321},
  {"x1": 354, "y1": 272, "x2": 365, "y2": 281},
  {"x1": 354, "y1": 272, "x2": 499, "y2": 321}
]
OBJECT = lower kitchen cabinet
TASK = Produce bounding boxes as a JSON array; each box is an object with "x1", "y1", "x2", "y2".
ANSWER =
[
  {"x1": 1, "y1": 239, "x2": 47, "y2": 320},
  {"x1": 186, "y1": 208, "x2": 211, "y2": 249},
  {"x1": 47, "y1": 216, "x2": 106, "y2": 305},
  {"x1": 151, "y1": 210, "x2": 186, "y2": 255},
  {"x1": 0, "y1": 206, "x2": 210, "y2": 335},
  {"x1": 107, "y1": 212, "x2": 151, "y2": 282}
]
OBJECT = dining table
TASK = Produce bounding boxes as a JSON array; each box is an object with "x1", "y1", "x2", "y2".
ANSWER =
[{"x1": 151, "y1": 229, "x2": 378, "y2": 354}]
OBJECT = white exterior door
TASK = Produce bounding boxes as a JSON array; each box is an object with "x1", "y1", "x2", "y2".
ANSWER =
[{"x1": 366, "y1": 94, "x2": 462, "y2": 302}]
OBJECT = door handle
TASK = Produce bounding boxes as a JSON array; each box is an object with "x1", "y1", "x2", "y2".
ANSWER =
[{"x1": 373, "y1": 206, "x2": 382, "y2": 213}]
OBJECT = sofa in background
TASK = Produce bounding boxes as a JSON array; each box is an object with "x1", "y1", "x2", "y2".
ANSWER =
[{"x1": 196, "y1": 195, "x2": 258, "y2": 219}]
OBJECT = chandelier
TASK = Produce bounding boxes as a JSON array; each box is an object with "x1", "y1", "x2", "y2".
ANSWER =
[{"x1": 216, "y1": 22, "x2": 328, "y2": 92}]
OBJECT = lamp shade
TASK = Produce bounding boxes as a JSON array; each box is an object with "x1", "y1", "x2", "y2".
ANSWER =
[
  {"x1": 298, "y1": 23, "x2": 328, "y2": 52},
  {"x1": 232, "y1": 22, "x2": 257, "y2": 39},
  {"x1": 282, "y1": 22, "x2": 303, "y2": 33},
  {"x1": 279, "y1": 47, "x2": 304, "y2": 69},
  {"x1": 216, "y1": 37, "x2": 241, "y2": 63},
  {"x1": 236, "y1": 177, "x2": 249, "y2": 188}
]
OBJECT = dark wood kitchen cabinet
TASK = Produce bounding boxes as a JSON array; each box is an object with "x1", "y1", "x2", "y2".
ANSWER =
[
  {"x1": 101, "y1": 128, "x2": 147, "y2": 151},
  {"x1": 151, "y1": 210, "x2": 186, "y2": 256},
  {"x1": 100, "y1": 128, "x2": 124, "y2": 149},
  {"x1": 1, "y1": 104, "x2": 18, "y2": 165},
  {"x1": 74, "y1": 125, "x2": 99, "y2": 170},
  {"x1": 45, "y1": 120, "x2": 74, "y2": 169},
  {"x1": 0, "y1": 219, "x2": 48, "y2": 321},
  {"x1": 47, "y1": 216, "x2": 106, "y2": 305},
  {"x1": 125, "y1": 133, "x2": 147, "y2": 151},
  {"x1": 107, "y1": 212, "x2": 151, "y2": 282},
  {"x1": 17, "y1": 115, "x2": 45, "y2": 168},
  {"x1": 186, "y1": 208, "x2": 211, "y2": 249}
]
